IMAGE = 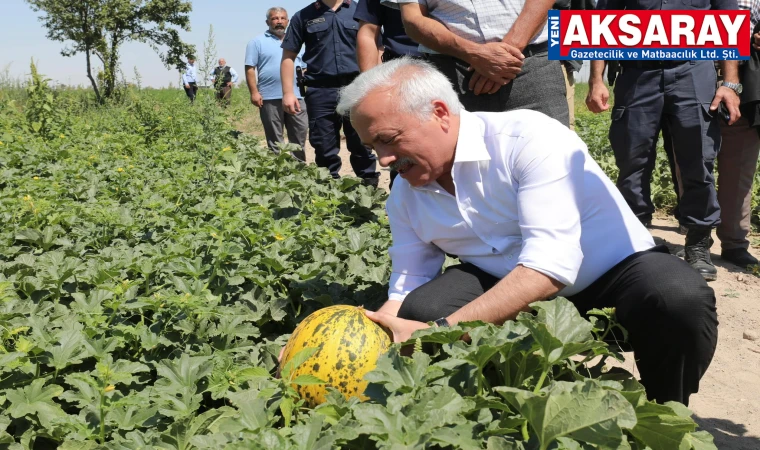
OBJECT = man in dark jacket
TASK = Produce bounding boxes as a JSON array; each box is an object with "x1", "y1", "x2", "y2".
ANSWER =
[{"x1": 211, "y1": 58, "x2": 239, "y2": 107}]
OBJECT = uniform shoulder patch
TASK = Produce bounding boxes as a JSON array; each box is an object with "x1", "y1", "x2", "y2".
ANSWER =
[{"x1": 306, "y1": 17, "x2": 326, "y2": 26}]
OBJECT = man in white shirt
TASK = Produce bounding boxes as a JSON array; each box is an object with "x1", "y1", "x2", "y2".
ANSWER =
[{"x1": 337, "y1": 58, "x2": 718, "y2": 406}]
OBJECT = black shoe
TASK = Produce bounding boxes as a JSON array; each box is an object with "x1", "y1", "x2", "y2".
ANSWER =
[
  {"x1": 362, "y1": 176, "x2": 380, "y2": 188},
  {"x1": 639, "y1": 217, "x2": 653, "y2": 228},
  {"x1": 720, "y1": 248, "x2": 759, "y2": 268},
  {"x1": 684, "y1": 229, "x2": 717, "y2": 281}
]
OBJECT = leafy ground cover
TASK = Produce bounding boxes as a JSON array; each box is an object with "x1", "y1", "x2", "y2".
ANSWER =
[{"x1": 0, "y1": 77, "x2": 723, "y2": 448}]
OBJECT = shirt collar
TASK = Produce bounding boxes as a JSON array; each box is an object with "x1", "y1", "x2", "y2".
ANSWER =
[
  {"x1": 453, "y1": 110, "x2": 491, "y2": 163},
  {"x1": 315, "y1": 0, "x2": 351, "y2": 10}
]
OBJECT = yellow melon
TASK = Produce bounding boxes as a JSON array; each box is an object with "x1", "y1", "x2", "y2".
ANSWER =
[{"x1": 279, "y1": 305, "x2": 391, "y2": 407}]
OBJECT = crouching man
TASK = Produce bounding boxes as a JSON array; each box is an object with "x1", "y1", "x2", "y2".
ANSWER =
[{"x1": 336, "y1": 58, "x2": 718, "y2": 406}]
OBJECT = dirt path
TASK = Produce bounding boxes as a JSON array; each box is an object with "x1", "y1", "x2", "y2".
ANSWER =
[{"x1": 249, "y1": 130, "x2": 760, "y2": 449}]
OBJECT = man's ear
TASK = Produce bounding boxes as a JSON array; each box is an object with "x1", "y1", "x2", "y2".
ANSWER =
[{"x1": 431, "y1": 100, "x2": 451, "y2": 131}]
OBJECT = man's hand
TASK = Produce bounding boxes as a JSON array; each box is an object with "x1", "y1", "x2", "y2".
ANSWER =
[
  {"x1": 227, "y1": 81, "x2": 233, "y2": 87},
  {"x1": 469, "y1": 71, "x2": 503, "y2": 95},
  {"x1": 710, "y1": 86, "x2": 741, "y2": 125},
  {"x1": 283, "y1": 92, "x2": 301, "y2": 115},
  {"x1": 753, "y1": 32, "x2": 760, "y2": 51},
  {"x1": 184, "y1": 83, "x2": 190, "y2": 89},
  {"x1": 586, "y1": 81, "x2": 611, "y2": 113},
  {"x1": 364, "y1": 310, "x2": 429, "y2": 343},
  {"x1": 251, "y1": 92, "x2": 264, "y2": 108},
  {"x1": 467, "y1": 42, "x2": 524, "y2": 85}
]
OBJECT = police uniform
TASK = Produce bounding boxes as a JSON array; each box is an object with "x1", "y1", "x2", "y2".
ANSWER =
[
  {"x1": 282, "y1": 0, "x2": 379, "y2": 182},
  {"x1": 354, "y1": 0, "x2": 421, "y2": 62},
  {"x1": 597, "y1": 0, "x2": 738, "y2": 280}
]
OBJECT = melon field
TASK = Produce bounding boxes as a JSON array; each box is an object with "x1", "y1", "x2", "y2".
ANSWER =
[{"x1": 0, "y1": 75, "x2": 735, "y2": 449}]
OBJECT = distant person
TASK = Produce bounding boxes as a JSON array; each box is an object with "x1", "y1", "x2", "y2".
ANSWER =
[
  {"x1": 182, "y1": 55, "x2": 198, "y2": 103},
  {"x1": 211, "y1": 58, "x2": 239, "y2": 107},
  {"x1": 281, "y1": 0, "x2": 380, "y2": 186},
  {"x1": 246, "y1": 7, "x2": 308, "y2": 161},
  {"x1": 355, "y1": 0, "x2": 422, "y2": 187}
]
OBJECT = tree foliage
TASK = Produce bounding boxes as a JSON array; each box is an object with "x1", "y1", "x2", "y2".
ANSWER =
[{"x1": 25, "y1": 0, "x2": 195, "y2": 102}]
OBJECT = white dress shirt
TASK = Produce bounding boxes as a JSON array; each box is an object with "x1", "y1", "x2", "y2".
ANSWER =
[
  {"x1": 386, "y1": 110, "x2": 655, "y2": 301},
  {"x1": 381, "y1": 0, "x2": 548, "y2": 54}
]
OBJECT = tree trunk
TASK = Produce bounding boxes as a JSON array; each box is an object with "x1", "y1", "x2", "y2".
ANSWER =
[
  {"x1": 104, "y1": 34, "x2": 119, "y2": 98},
  {"x1": 85, "y1": 48, "x2": 102, "y2": 104}
]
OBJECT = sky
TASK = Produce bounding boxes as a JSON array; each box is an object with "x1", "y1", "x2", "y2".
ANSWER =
[{"x1": 0, "y1": 0, "x2": 316, "y2": 88}]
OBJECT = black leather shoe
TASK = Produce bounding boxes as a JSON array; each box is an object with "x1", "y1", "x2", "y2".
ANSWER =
[
  {"x1": 362, "y1": 176, "x2": 380, "y2": 189},
  {"x1": 721, "y1": 248, "x2": 759, "y2": 268},
  {"x1": 685, "y1": 229, "x2": 718, "y2": 281}
]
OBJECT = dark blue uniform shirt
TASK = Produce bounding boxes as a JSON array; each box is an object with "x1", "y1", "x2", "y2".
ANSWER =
[
  {"x1": 353, "y1": 0, "x2": 421, "y2": 57},
  {"x1": 282, "y1": 0, "x2": 361, "y2": 82},
  {"x1": 596, "y1": 0, "x2": 736, "y2": 10}
]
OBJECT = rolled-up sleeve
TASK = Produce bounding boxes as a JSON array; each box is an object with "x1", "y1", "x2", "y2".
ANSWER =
[
  {"x1": 511, "y1": 128, "x2": 585, "y2": 287},
  {"x1": 386, "y1": 189, "x2": 445, "y2": 301}
]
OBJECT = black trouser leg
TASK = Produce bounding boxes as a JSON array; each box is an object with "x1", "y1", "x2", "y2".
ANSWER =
[
  {"x1": 568, "y1": 246, "x2": 718, "y2": 405},
  {"x1": 397, "y1": 263, "x2": 499, "y2": 322},
  {"x1": 398, "y1": 251, "x2": 718, "y2": 406}
]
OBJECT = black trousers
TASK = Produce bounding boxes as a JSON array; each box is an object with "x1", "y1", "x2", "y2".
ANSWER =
[
  {"x1": 397, "y1": 246, "x2": 718, "y2": 406},
  {"x1": 184, "y1": 82, "x2": 198, "y2": 103},
  {"x1": 609, "y1": 61, "x2": 721, "y2": 228}
]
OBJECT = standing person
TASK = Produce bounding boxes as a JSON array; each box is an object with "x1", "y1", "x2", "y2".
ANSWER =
[
  {"x1": 586, "y1": 0, "x2": 741, "y2": 281},
  {"x1": 355, "y1": 0, "x2": 422, "y2": 187},
  {"x1": 281, "y1": 0, "x2": 380, "y2": 186},
  {"x1": 382, "y1": 0, "x2": 568, "y2": 126},
  {"x1": 182, "y1": 55, "x2": 199, "y2": 103},
  {"x1": 245, "y1": 7, "x2": 308, "y2": 161},
  {"x1": 211, "y1": 58, "x2": 239, "y2": 107},
  {"x1": 716, "y1": 0, "x2": 760, "y2": 268}
]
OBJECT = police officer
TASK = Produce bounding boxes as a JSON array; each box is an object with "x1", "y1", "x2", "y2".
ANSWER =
[
  {"x1": 355, "y1": 0, "x2": 421, "y2": 187},
  {"x1": 281, "y1": 0, "x2": 380, "y2": 186},
  {"x1": 586, "y1": 0, "x2": 741, "y2": 281}
]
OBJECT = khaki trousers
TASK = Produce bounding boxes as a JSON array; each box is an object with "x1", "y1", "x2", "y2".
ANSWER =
[
  {"x1": 562, "y1": 63, "x2": 575, "y2": 130},
  {"x1": 716, "y1": 117, "x2": 760, "y2": 250}
]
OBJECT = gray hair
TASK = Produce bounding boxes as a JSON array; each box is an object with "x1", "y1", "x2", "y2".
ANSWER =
[
  {"x1": 336, "y1": 57, "x2": 462, "y2": 121},
  {"x1": 266, "y1": 7, "x2": 287, "y2": 20}
]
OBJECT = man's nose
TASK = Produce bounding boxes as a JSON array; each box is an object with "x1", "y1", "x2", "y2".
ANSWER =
[{"x1": 376, "y1": 151, "x2": 395, "y2": 168}]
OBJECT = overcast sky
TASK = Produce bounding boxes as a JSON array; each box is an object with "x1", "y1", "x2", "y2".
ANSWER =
[{"x1": 0, "y1": 0, "x2": 317, "y2": 88}]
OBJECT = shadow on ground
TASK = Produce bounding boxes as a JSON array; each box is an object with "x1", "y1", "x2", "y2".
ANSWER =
[{"x1": 695, "y1": 416, "x2": 760, "y2": 450}]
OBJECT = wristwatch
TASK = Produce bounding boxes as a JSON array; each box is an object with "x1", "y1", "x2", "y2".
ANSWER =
[
  {"x1": 721, "y1": 81, "x2": 743, "y2": 95},
  {"x1": 433, "y1": 317, "x2": 450, "y2": 327}
]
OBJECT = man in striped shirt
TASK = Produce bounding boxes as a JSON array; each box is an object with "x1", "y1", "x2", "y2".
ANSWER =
[{"x1": 381, "y1": 0, "x2": 568, "y2": 126}]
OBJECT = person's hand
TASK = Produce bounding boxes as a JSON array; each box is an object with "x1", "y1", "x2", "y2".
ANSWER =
[
  {"x1": 585, "y1": 81, "x2": 611, "y2": 113},
  {"x1": 283, "y1": 92, "x2": 301, "y2": 115},
  {"x1": 227, "y1": 81, "x2": 233, "y2": 87},
  {"x1": 467, "y1": 42, "x2": 524, "y2": 86},
  {"x1": 184, "y1": 83, "x2": 190, "y2": 89},
  {"x1": 753, "y1": 32, "x2": 760, "y2": 51},
  {"x1": 251, "y1": 92, "x2": 264, "y2": 108},
  {"x1": 364, "y1": 310, "x2": 429, "y2": 343},
  {"x1": 710, "y1": 86, "x2": 741, "y2": 125},
  {"x1": 468, "y1": 71, "x2": 502, "y2": 95}
]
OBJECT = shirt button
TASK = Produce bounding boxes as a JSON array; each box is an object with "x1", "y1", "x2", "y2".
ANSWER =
[{"x1": 507, "y1": 254, "x2": 513, "y2": 260}]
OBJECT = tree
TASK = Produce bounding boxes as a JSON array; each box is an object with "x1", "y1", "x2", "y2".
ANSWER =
[{"x1": 26, "y1": 0, "x2": 195, "y2": 103}]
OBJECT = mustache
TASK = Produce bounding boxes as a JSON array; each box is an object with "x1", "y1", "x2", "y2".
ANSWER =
[
  {"x1": 389, "y1": 157, "x2": 415, "y2": 172},
  {"x1": 274, "y1": 25, "x2": 286, "y2": 29}
]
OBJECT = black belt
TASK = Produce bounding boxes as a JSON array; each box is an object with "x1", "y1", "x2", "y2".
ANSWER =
[
  {"x1": 522, "y1": 41, "x2": 548, "y2": 57},
  {"x1": 304, "y1": 74, "x2": 358, "y2": 89},
  {"x1": 620, "y1": 60, "x2": 691, "y2": 70}
]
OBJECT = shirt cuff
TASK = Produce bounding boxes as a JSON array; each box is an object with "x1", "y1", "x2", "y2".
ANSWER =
[
  {"x1": 517, "y1": 239, "x2": 583, "y2": 287},
  {"x1": 388, "y1": 272, "x2": 435, "y2": 301}
]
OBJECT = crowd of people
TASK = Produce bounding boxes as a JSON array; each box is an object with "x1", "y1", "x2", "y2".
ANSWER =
[{"x1": 183, "y1": 0, "x2": 760, "y2": 407}]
